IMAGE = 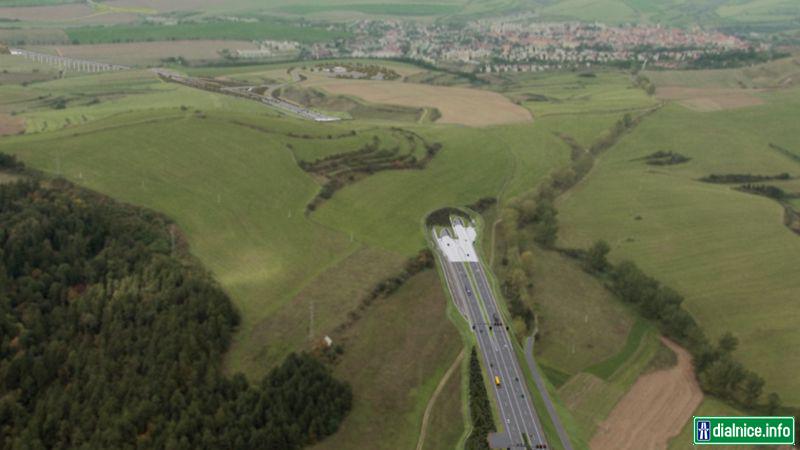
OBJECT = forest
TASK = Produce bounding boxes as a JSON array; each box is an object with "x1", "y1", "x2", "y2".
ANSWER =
[{"x1": 0, "y1": 172, "x2": 351, "y2": 449}]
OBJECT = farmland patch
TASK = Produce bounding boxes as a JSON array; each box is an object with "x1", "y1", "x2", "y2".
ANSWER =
[
  {"x1": 0, "y1": 114, "x2": 24, "y2": 136},
  {"x1": 590, "y1": 338, "x2": 702, "y2": 450},
  {"x1": 303, "y1": 78, "x2": 532, "y2": 127},
  {"x1": 656, "y1": 86, "x2": 765, "y2": 111}
]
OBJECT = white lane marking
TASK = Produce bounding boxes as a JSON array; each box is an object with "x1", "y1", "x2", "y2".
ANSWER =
[{"x1": 473, "y1": 262, "x2": 546, "y2": 446}]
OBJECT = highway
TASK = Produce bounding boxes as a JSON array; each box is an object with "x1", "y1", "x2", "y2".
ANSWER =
[{"x1": 436, "y1": 226, "x2": 548, "y2": 449}]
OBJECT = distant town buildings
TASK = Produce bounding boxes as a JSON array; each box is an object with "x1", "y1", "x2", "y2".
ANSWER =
[
  {"x1": 235, "y1": 40, "x2": 300, "y2": 59},
  {"x1": 289, "y1": 17, "x2": 758, "y2": 71}
]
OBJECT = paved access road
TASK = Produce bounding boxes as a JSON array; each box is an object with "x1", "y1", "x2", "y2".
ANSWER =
[{"x1": 438, "y1": 251, "x2": 548, "y2": 449}]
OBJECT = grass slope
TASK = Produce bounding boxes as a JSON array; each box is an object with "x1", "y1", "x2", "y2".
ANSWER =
[
  {"x1": 310, "y1": 270, "x2": 462, "y2": 450},
  {"x1": 527, "y1": 247, "x2": 637, "y2": 376},
  {"x1": 313, "y1": 124, "x2": 568, "y2": 255},
  {"x1": 557, "y1": 94, "x2": 800, "y2": 404}
]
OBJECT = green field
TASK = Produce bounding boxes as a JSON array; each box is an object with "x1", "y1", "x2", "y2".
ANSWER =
[
  {"x1": 557, "y1": 91, "x2": 800, "y2": 405},
  {"x1": 525, "y1": 247, "x2": 638, "y2": 376},
  {"x1": 309, "y1": 271, "x2": 463, "y2": 450},
  {"x1": 275, "y1": 3, "x2": 460, "y2": 16},
  {"x1": 65, "y1": 20, "x2": 349, "y2": 45},
  {"x1": 507, "y1": 72, "x2": 659, "y2": 118},
  {"x1": 0, "y1": 0, "x2": 77, "y2": 5},
  {"x1": 646, "y1": 56, "x2": 800, "y2": 89},
  {"x1": 313, "y1": 123, "x2": 569, "y2": 255},
  {"x1": 535, "y1": 0, "x2": 800, "y2": 27},
  {"x1": 421, "y1": 359, "x2": 466, "y2": 450},
  {"x1": 2, "y1": 0, "x2": 799, "y2": 27}
]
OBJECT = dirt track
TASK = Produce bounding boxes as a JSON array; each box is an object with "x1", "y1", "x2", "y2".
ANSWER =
[{"x1": 590, "y1": 338, "x2": 702, "y2": 450}]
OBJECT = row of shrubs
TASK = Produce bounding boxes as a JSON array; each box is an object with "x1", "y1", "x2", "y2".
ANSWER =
[
  {"x1": 332, "y1": 249, "x2": 434, "y2": 335},
  {"x1": 465, "y1": 347, "x2": 495, "y2": 450},
  {"x1": 737, "y1": 183, "x2": 788, "y2": 200},
  {"x1": 305, "y1": 130, "x2": 442, "y2": 211},
  {"x1": 700, "y1": 172, "x2": 791, "y2": 183}
]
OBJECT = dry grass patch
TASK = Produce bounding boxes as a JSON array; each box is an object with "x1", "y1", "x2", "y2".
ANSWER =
[
  {"x1": 656, "y1": 87, "x2": 764, "y2": 112},
  {"x1": 0, "y1": 114, "x2": 24, "y2": 136},
  {"x1": 249, "y1": 245, "x2": 406, "y2": 365},
  {"x1": 303, "y1": 77, "x2": 532, "y2": 126},
  {"x1": 0, "y1": 4, "x2": 136, "y2": 24},
  {"x1": 590, "y1": 338, "x2": 702, "y2": 450}
]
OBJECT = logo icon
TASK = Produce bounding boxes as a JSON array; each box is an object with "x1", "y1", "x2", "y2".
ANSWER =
[{"x1": 697, "y1": 420, "x2": 711, "y2": 442}]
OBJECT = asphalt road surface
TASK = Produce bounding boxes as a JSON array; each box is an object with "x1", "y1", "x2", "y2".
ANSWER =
[{"x1": 440, "y1": 254, "x2": 549, "y2": 449}]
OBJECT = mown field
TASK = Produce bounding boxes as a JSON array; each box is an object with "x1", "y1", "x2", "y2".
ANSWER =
[
  {"x1": 65, "y1": 19, "x2": 349, "y2": 44},
  {"x1": 501, "y1": 71, "x2": 659, "y2": 118},
  {"x1": 526, "y1": 247, "x2": 637, "y2": 376},
  {"x1": 645, "y1": 56, "x2": 800, "y2": 90},
  {"x1": 557, "y1": 89, "x2": 800, "y2": 405},
  {"x1": 275, "y1": 2, "x2": 461, "y2": 16}
]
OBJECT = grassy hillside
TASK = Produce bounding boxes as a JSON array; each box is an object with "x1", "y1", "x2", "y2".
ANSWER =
[
  {"x1": 310, "y1": 271, "x2": 463, "y2": 450},
  {"x1": 525, "y1": 247, "x2": 638, "y2": 376},
  {"x1": 557, "y1": 92, "x2": 800, "y2": 404},
  {"x1": 65, "y1": 20, "x2": 350, "y2": 44},
  {"x1": 535, "y1": 0, "x2": 800, "y2": 27},
  {"x1": 313, "y1": 123, "x2": 569, "y2": 255}
]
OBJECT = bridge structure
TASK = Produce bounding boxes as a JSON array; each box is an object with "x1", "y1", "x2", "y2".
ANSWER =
[{"x1": 9, "y1": 48, "x2": 129, "y2": 73}]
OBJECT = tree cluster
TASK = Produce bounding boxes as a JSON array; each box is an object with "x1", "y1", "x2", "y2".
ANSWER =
[
  {"x1": 0, "y1": 153, "x2": 23, "y2": 172},
  {"x1": 687, "y1": 49, "x2": 789, "y2": 70},
  {"x1": 500, "y1": 277, "x2": 535, "y2": 332},
  {"x1": 737, "y1": 183, "x2": 787, "y2": 200},
  {"x1": 301, "y1": 130, "x2": 442, "y2": 211},
  {"x1": 465, "y1": 197, "x2": 497, "y2": 214},
  {"x1": 0, "y1": 177, "x2": 351, "y2": 450},
  {"x1": 425, "y1": 208, "x2": 469, "y2": 228},
  {"x1": 700, "y1": 173, "x2": 791, "y2": 184},
  {"x1": 641, "y1": 150, "x2": 691, "y2": 166},
  {"x1": 634, "y1": 74, "x2": 656, "y2": 96},
  {"x1": 465, "y1": 347, "x2": 494, "y2": 450}
]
